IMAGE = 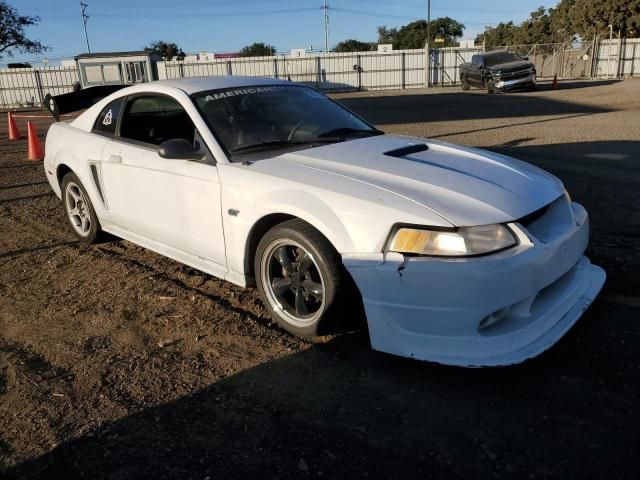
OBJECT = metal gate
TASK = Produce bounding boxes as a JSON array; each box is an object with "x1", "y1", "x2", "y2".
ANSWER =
[{"x1": 427, "y1": 47, "x2": 482, "y2": 86}]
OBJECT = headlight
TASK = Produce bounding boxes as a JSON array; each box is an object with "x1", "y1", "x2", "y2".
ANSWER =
[{"x1": 387, "y1": 224, "x2": 517, "y2": 257}]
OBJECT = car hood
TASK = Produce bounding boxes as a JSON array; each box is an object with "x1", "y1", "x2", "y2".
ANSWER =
[
  {"x1": 488, "y1": 60, "x2": 534, "y2": 73},
  {"x1": 279, "y1": 135, "x2": 563, "y2": 227}
]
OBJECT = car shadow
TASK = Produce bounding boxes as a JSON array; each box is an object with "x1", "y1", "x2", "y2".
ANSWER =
[
  {"x1": 463, "y1": 79, "x2": 622, "y2": 94},
  {"x1": 337, "y1": 90, "x2": 610, "y2": 125},
  {"x1": 5, "y1": 302, "x2": 638, "y2": 480},
  {"x1": 533, "y1": 79, "x2": 622, "y2": 91}
]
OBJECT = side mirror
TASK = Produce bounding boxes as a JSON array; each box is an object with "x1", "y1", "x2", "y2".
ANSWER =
[
  {"x1": 522, "y1": 56, "x2": 529, "y2": 61},
  {"x1": 158, "y1": 138, "x2": 204, "y2": 160}
]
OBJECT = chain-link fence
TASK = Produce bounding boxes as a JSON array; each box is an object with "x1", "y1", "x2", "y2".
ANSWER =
[{"x1": 487, "y1": 42, "x2": 596, "y2": 79}]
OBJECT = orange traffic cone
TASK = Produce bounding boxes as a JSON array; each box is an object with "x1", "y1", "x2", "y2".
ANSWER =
[
  {"x1": 7, "y1": 112, "x2": 22, "y2": 140},
  {"x1": 27, "y1": 121, "x2": 44, "y2": 161},
  {"x1": 551, "y1": 74, "x2": 558, "y2": 90}
]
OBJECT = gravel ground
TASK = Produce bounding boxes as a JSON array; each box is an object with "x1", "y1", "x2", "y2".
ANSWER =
[{"x1": 1, "y1": 79, "x2": 639, "y2": 479}]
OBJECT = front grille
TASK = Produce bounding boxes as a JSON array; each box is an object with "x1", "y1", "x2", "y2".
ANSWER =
[{"x1": 496, "y1": 69, "x2": 533, "y2": 80}]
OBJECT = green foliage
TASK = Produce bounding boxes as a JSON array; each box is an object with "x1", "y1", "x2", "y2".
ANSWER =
[
  {"x1": 377, "y1": 26, "x2": 398, "y2": 44},
  {"x1": 0, "y1": 1, "x2": 49, "y2": 58},
  {"x1": 477, "y1": 0, "x2": 640, "y2": 47},
  {"x1": 334, "y1": 39, "x2": 375, "y2": 52},
  {"x1": 240, "y1": 42, "x2": 276, "y2": 57},
  {"x1": 145, "y1": 41, "x2": 185, "y2": 60},
  {"x1": 567, "y1": 0, "x2": 640, "y2": 38},
  {"x1": 379, "y1": 18, "x2": 464, "y2": 49}
]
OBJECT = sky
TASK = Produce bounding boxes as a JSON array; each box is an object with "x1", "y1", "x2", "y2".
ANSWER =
[{"x1": 6, "y1": 0, "x2": 559, "y2": 65}]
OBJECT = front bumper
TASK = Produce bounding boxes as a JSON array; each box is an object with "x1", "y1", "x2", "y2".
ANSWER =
[
  {"x1": 494, "y1": 73, "x2": 536, "y2": 91},
  {"x1": 343, "y1": 202, "x2": 605, "y2": 367}
]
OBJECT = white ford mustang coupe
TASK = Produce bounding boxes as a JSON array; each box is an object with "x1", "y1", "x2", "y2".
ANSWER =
[{"x1": 44, "y1": 76, "x2": 605, "y2": 367}]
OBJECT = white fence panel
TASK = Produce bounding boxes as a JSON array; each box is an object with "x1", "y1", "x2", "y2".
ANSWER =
[
  {"x1": 0, "y1": 66, "x2": 79, "y2": 108},
  {"x1": 595, "y1": 38, "x2": 640, "y2": 78},
  {"x1": 160, "y1": 48, "x2": 428, "y2": 92}
]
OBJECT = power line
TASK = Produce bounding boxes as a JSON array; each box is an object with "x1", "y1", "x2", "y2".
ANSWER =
[
  {"x1": 329, "y1": 7, "x2": 508, "y2": 25},
  {"x1": 89, "y1": 7, "x2": 320, "y2": 18},
  {"x1": 345, "y1": 0, "x2": 522, "y2": 15}
]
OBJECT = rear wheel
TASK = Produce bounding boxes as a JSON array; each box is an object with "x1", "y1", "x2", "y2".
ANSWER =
[
  {"x1": 255, "y1": 219, "x2": 342, "y2": 337},
  {"x1": 461, "y1": 76, "x2": 470, "y2": 91},
  {"x1": 61, "y1": 172, "x2": 101, "y2": 244}
]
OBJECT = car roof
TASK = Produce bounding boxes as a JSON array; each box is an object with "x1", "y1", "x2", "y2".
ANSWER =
[{"x1": 148, "y1": 76, "x2": 294, "y2": 94}]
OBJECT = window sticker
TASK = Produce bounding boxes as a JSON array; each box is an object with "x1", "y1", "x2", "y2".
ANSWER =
[
  {"x1": 103, "y1": 109, "x2": 113, "y2": 126},
  {"x1": 203, "y1": 85, "x2": 297, "y2": 102}
]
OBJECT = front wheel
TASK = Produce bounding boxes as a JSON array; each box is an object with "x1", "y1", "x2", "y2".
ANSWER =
[
  {"x1": 255, "y1": 219, "x2": 342, "y2": 337},
  {"x1": 487, "y1": 79, "x2": 496, "y2": 94},
  {"x1": 61, "y1": 172, "x2": 102, "y2": 244}
]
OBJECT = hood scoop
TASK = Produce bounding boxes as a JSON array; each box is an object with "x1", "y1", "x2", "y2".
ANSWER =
[{"x1": 384, "y1": 143, "x2": 429, "y2": 158}]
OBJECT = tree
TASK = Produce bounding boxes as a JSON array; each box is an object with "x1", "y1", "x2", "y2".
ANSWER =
[
  {"x1": 0, "y1": 1, "x2": 48, "y2": 59},
  {"x1": 240, "y1": 42, "x2": 276, "y2": 57},
  {"x1": 378, "y1": 18, "x2": 465, "y2": 49},
  {"x1": 145, "y1": 41, "x2": 184, "y2": 60},
  {"x1": 377, "y1": 26, "x2": 398, "y2": 44},
  {"x1": 560, "y1": 0, "x2": 640, "y2": 38},
  {"x1": 334, "y1": 39, "x2": 375, "y2": 52},
  {"x1": 476, "y1": 1, "x2": 640, "y2": 47}
]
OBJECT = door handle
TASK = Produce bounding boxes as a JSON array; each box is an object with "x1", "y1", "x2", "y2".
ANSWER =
[{"x1": 106, "y1": 155, "x2": 122, "y2": 164}]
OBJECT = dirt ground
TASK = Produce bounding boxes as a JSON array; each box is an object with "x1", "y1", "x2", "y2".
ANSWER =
[{"x1": 1, "y1": 79, "x2": 639, "y2": 479}]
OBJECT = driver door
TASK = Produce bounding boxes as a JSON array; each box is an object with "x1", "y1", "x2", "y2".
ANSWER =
[
  {"x1": 99, "y1": 93, "x2": 227, "y2": 269},
  {"x1": 467, "y1": 55, "x2": 484, "y2": 87}
]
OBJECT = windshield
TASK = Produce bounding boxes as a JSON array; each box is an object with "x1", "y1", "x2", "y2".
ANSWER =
[
  {"x1": 192, "y1": 85, "x2": 379, "y2": 158},
  {"x1": 485, "y1": 52, "x2": 522, "y2": 67}
]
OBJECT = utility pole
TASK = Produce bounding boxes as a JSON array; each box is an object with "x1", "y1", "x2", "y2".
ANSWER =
[
  {"x1": 80, "y1": 2, "x2": 91, "y2": 53},
  {"x1": 607, "y1": 24, "x2": 613, "y2": 78},
  {"x1": 323, "y1": 0, "x2": 329, "y2": 53},
  {"x1": 425, "y1": 0, "x2": 431, "y2": 87},
  {"x1": 426, "y1": 0, "x2": 431, "y2": 46}
]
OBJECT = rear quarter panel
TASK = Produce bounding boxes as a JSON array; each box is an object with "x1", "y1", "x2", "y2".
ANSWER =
[{"x1": 44, "y1": 122, "x2": 108, "y2": 213}]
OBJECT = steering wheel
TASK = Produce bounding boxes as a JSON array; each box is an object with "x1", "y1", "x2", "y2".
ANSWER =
[{"x1": 287, "y1": 120, "x2": 305, "y2": 141}]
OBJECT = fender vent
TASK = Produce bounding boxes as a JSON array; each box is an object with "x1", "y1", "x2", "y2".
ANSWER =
[
  {"x1": 383, "y1": 143, "x2": 429, "y2": 158},
  {"x1": 89, "y1": 163, "x2": 106, "y2": 206}
]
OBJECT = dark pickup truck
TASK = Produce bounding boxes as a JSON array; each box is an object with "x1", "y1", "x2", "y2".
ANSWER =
[{"x1": 459, "y1": 50, "x2": 536, "y2": 93}]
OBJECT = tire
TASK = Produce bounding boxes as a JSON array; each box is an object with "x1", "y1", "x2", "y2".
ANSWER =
[
  {"x1": 461, "y1": 76, "x2": 470, "y2": 91},
  {"x1": 487, "y1": 79, "x2": 496, "y2": 94},
  {"x1": 254, "y1": 219, "x2": 343, "y2": 337},
  {"x1": 61, "y1": 172, "x2": 102, "y2": 244}
]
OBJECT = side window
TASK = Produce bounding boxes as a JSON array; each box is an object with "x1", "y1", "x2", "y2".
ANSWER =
[
  {"x1": 93, "y1": 98, "x2": 123, "y2": 136},
  {"x1": 119, "y1": 94, "x2": 196, "y2": 147}
]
